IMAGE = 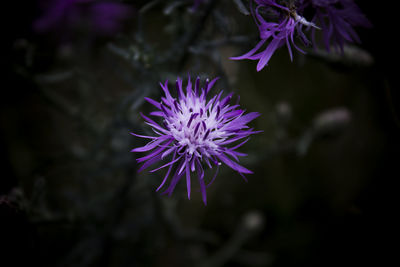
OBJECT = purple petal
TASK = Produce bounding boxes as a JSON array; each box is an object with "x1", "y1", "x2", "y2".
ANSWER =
[
  {"x1": 150, "y1": 154, "x2": 182, "y2": 173},
  {"x1": 230, "y1": 39, "x2": 267, "y2": 60},
  {"x1": 144, "y1": 97, "x2": 161, "y2": 109},
  {"x1": 186, "y1": 163, "x2": 191, "y2": 200},
  {"x1": 140, "y1": 113, "x2": 169, "y2": 134},
  {"x1": 156, "y1": 152, "x2": 177, "y2": 192},
  {"x1": 217, "y1": 153, "x2": 253, "y2": 174},
  {"x1": 256, "y1": 38, "x2": 280, "y2": 71},
  {"x1": 230, "y1": 138, "x2": 250, "y2": 150},
  {"x1": 163, "y1": 161, "x2": 185, "y2": 196},
  {"x1": 233, "y1": 112, "x2": 261, "y2": 125},
  {"x1": 130, "y1": 132, "x2": 157, "y2": 139},
  {"x1": 131, "y1": 136, "x2": 171, "y2": 152},
  {"x1": 138, "y1": 154, "x2": 162, "y2": 173},
  {"x1": 136, "y1": 140, "x2": 172, "y2": 163},
  {"x1": 205, "y1": 77, "x2": 220, "y2": 95},
  {"x1": 150, "y1": 111, "x2": 164, "y2": 117},
  {"x1": 206, "y1": 164, "x2": 219, "y2": 188},
  {"x1": 195, "y1": 159, "x2": 207, "y2": 205}
]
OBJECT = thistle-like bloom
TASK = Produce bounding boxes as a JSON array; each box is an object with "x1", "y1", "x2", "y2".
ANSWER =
[
  {"x1": 131, "y1": 77, "x2": 260, "y2": 205},
  {"x1": 231, "y1": 0, "x2": 319, "y2": 71},
  {"x1": 299, "y1": 0, "x2": 371, "y2": 51}
]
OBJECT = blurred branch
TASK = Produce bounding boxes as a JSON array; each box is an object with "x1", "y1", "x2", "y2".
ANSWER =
[
  {"x1": 95, "y1": 164, "x2": 138, "y2": 267},
  {"x1": 306, "y1": 45, "x2": 374, "y2": 68},
  {"x1": 35, "y1": 81, "x2": 100, "y2": 137},
  {"x1": 384, "y1": 79, "x2": 400, "y2": 129},
  {"x1": 233, "y1": 0, "x2": 250, "y2": 15},
  {"x1": 197, "y1": 211, "x2": 265, "y2": 267},
  {"x1": 246, "y1": 106, "x2": 352, "y2": 165},
  {"x1": 297, "y1": 107, "x2": 352, "y2": 156},
  {"x1": 154, "y1": 195, "x2": 221, "y2": 245},
  {"x1": 136, "y1": 0, "x2": 162, "y2": 43},
  {"x1": 34, "y1": 70, "x2": 75, "y2": 83},
  {"x1": 233, "y1": 249, "x2": 273, "y2": 266},
  {"x1": 190, "y1": 35, "x2": 254, "y2": 50},
  {"x1": 160, "y1": 0, "x2": 220, "y2": 67}
]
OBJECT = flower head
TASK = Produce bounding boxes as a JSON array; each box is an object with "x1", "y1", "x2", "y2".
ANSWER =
[
  {"x1": 131, "y1": 76, "x2": 260, "y2": 205},
  {"x1": 231, "y1": 0, "x2": 318, "y2": 71},
  {"x1": 299, "y1": 0, "x2": 371, "y2": 51}
]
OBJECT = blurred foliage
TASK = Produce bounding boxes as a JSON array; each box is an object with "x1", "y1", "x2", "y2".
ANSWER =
[{"x1": 1, "y1": 1, "x2": 399, "y2": 267}]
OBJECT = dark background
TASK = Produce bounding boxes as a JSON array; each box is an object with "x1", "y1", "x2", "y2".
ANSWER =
[{"x1": 1, "y1": 1, "x2": 398, "y2": 266}]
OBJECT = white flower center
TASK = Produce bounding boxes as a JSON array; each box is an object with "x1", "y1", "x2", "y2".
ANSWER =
[{"x1": 166, "y1": 95, "x2": 223, "y2": 157}]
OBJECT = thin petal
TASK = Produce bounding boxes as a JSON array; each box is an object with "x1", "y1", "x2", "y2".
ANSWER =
[
  {"x1": 138, "y1": 154, "x2": 162, "y2": 172},
  {"x1": 163, "y1": 161, "x2": 185, "y2": 196},
  {"x1": 256, "y1": 38, "x2": 280, "y2": 71},
  {"x1": 186, "y1": 163, "x2": 191, "y2": 200},
  {"x1": 206, "y1": 77, "x2": 220, "y2": 95},
  {"x1": 206, "y1": 164, "x2": 219, "y2": 188},
  {"x1": 140, "y1": 113, "x2": 169, "y2": 134},
  {"x1": 144, "y1": 97, "x2": 161, "y2": 109},
  {"x1": 195, "y1": 159, "x2": 207, "y2": 205},
  {"x1": 136, "y1": 140, "x2": 172, "y2": 163},
  {"x1": 130, "y1": 132, "x2": 157, "y2": 139},
  {"x1": 156, "y1": 152, "x2": 177, "y2": 192},
  {"x1": 150, "y1": 155, "x2": 182, "y2": 173},
  {"x1": 150, "y1": 111, "x2": 164, "y2": 117},
  {"x1": 131, "y1": 136, "x2": 171, "y2": 152},
  {"x1": 230, "y1": 39, "x2": 267, "y2": 60},
  {"x1": 217, "y1": 153, "x2": 253, "y2": 174}
]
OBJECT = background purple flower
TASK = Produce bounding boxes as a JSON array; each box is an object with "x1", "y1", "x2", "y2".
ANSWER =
[
  {"x1": 192, "y1": 0, "x2": 205, "y2": 10},
  {"x1": 131, "y1": 76, "x2": 260, "y2": 205},
  {"x1": 231, "y1": 0, "x2": 316, "y2": 71},
  {"x1": 34, "y1": 0, "x2": 132, "y2": 38},
  {"x1": 300, "y1": 0, "x2": 371, "y2": 51}
]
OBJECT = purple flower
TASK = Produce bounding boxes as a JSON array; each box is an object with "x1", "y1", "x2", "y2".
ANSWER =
[
  {"x1": 192, "y1": 0, "x2": 205, "y2": 9},
  {"x1": 34, "y1": 0, "x2": 132, "y2": 38},
  {"x1": 299, "y1": 0, "x2": 371, "y2": 51},
  {"x1": 131, "y1": 76, "x2": 260, "y2": 205},
  {"x1": 231, "y1": 0, "x2": 319, "y2": 71}
]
